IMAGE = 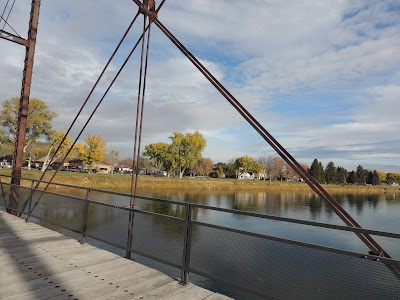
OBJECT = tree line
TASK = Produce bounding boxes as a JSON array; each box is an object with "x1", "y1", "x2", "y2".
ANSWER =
[
  {"x1": 143, "y1": 131, "x2": 207, "y2": 178},
  {"x1": 1, "y1": 97, "x2": 399, "y2": 184},
  {"x1": 0, "y1": 97, "x2": 109, "y2": 170},
  {"x1": 308, "y1": 159, "x2": 384, "y2": 185}
]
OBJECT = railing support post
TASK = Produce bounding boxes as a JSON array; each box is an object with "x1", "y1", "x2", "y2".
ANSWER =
[
  {"x1": 181, "y1": 203, "x2": 193, "y2": 285},
  {"x1": 126, "y1": 207, "x2": 135, "y2": 260},
  {"x1": 81, "y1": 189, "x2": 90, "y2": 244},
  {"x1": 26, "y1": 180, "x2": 35, "y2": 222}
]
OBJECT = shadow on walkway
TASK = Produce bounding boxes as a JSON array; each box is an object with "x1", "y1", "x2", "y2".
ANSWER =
[{"x1": 0, "y1": 210, "x2": 79, "y2": 300}]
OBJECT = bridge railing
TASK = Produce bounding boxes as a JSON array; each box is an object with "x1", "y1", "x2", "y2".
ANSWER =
[{"x1": 0, "y1": 174, "x2": 400, "y2": 299}]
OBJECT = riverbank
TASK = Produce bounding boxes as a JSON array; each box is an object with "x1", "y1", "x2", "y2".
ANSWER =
[{"x1": 0, "y1": 169, "x2": 398, "y2": 194}]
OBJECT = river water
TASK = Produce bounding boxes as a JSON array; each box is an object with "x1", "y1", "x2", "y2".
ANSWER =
[
  {"x1": 131, "y1": 189, "x2": 400, "y2": 255},
  {"x1": 28, "y1": 187, "x2": 400, "y2": 299}
]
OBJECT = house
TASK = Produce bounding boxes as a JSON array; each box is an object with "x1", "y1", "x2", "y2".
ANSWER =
[
  {"x1": 237, "y1": 172, "x2": 254, "y2": 180},
  {"x1": 31, "y1": 156, "x2": 70, "y2": 170},
  {"x1": 0, "y1": 155, "x2": 13, "y2": 168},
  {"x1": 114, "y1": 164, "x2": 132, "y2": 174},
  {"x1": 92, "y1": 163, "x2": 113, "y2": 174},
  {"x1": 61, "y1": 159, "x2": 113, "y2": 174}
]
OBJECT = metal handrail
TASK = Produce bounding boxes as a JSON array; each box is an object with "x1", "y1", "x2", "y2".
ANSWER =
[
  {"x1": 192, "y1": 203, "x2": 400, "y2": 239},
  {"x1": 0, "y1": 174, "x2": 187, "y2": 206}
]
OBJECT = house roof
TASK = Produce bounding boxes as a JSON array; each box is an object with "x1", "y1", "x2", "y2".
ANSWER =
[
  {"x1": 93, "y1": 162, "x2": 113, "y2": 167},
  {"x1": 36, "y1": 156, "x2": 70, "y2": 163},
  {"x1": 115, "y1": 164, "x2": 132, "y2": 168}
]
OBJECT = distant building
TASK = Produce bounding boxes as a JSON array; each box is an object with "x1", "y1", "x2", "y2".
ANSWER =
[
  {"x1": 237, "y1": 172, "x2": 254, "y2": 180},
  {"x1": 114, "y1": 164, "x2": 132, "y2": 173},
  {"x1": 0, "y1": 155, "x2": 13, "y2": 168},
  {"x1": 92, "y1": 163, "x2": 113, "y2": 174}
]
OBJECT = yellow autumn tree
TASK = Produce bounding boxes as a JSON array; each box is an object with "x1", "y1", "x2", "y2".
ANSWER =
[
  {"x1": 0, "y1": 97, "x2": 57, "y2": 151},
  {"x1": 41, "y1": 130, "x2": 74, "y2": 170},
  {"x1": 82, "y1": 133, "x2": 107, "y2": 167}
]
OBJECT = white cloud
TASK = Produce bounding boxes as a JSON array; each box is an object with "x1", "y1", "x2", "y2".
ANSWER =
[{"x1": 0, "y1": 0, "x2": 399, "y2": 171}]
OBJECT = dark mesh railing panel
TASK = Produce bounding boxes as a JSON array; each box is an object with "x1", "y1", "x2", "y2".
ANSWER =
[
  {"x1": 29, "y1": 192, "x2": 86, "y2": 234},
  {"x1": 85, "y1": 202, "x2": 130, "y2": 249},
  {"x1": 1, "y1": 174, "x2": 399, "y2": 299},
  {"x1": 0, "y1": 184, "x2": 30, "y2": 214},
  {"x1": 17, "y1": 186, "x2": 32, "y2": 215},
  {"x1": 0, "y1": 183, "x2": 10, "y2": 208},
  {"x1": 131, "y1": 212, "x2": 185, "y2": 267},
  {"x1": 190, "y1": 224, "x2": 400, "y2": 300}
]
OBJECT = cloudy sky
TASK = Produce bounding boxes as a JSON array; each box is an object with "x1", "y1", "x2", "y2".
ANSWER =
[{"x1": 0, "y1": 0, "x2": 399, "y2": 171}]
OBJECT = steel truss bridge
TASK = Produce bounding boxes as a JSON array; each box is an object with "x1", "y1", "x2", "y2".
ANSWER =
[{"x1": 1, "y1": 1, "x2": 400, "y2": 298}]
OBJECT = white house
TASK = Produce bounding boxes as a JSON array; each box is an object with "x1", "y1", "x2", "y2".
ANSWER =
[
  {"x1": 238, "y1": 172, "x2": 254, "y2": 180},
  {"x1": 114, "y1": 164, "x2": 133, "y2": 173}
]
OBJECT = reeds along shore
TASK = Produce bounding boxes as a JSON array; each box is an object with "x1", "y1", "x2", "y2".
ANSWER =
[{"x1": 1, "y1": 169, "x2": 399, "y2": 193}]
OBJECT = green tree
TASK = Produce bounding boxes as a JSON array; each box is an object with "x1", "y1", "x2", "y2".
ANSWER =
[
  {"x1": 308, "y1": 159, "x2": 324, "y2": 183},
  {"x1": 183, "y1": 131, "x2": 207, "y2": 177},
  {"x1": 82, "y1": 133, "x2": 107, "y2": 167},
  {"x1": 224, "y1": 160, "x2": 237, "y2": 178},
  {"x1": 0, "y1": 128, "x2": 11, "y2": 158},
  {"x1": 0, "y1": 128, "x2": 8, "y2": 145},
  {"x1": 347, "y1": 170, "x2": 357, "y2": 184},
  {"x1": 324, "y1": 161, "x2": 336, "y2": 184},
  {"x1": 214, "y1": 162, "x2": 226, "y2": 178},
  {"x1": 367, "y1": 171, "x2": 374, "y2": 185},
  {"x1": 386, "y1": 173, "x2": 398, "y2": 185},
  {"x1": 318, "y1": 162, "x2": 324, "y2": 182},
  {"x1": 142, "y1": 141, "x2": 178, "y2": 176},
  {"x1": 216, "y1": 166, "x2": 225, "y2": 178},
  {"x1": 372, "y1": 170, "x2": 381, "y2": 185},
  {"x1": 143, "y1": 142, "x2": 170, "y2": 171},
  {"x1": 169, "y1": 131, "x2": 206, "y2": 178},
  {"x1": 163, "y1": 150, "x2": 178, "y2": 177},
  {"x1": 169, "y1": 132, "x2": 185, "y2": 177},
  {"x1": 234, "y1": 156, "x2": 261, "y2": 178},
  {"x1": 336, "y1": 166, "x2": 348, "y2": 185},
  {"x1": 0, "y1": 97, "x2": 57, "y2": 151},
  {"x1": 356, "y1": 165, "x2": 366, "y2": 185}
]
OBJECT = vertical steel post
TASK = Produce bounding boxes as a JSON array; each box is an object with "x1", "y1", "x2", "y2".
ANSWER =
[
  {"x1": 81, "y1": 190, "x2": 90, "y2": 244},
  {"x1": 181, "y1": 203, "x2": 193, "y2": 285},
  {"x1": 126, "y1": 206, "x2": 135, "y2": 259},
  {"x1": 9, "y1": 0, "x2": 41, "y2": 215},
  {"x1": 26, "y1": 180, "x2": 35, "y2": 222}
]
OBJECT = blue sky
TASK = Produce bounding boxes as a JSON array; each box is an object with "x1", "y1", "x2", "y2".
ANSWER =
[{"x1": 0, "y1": 0, "x2": 399, "y2": 172}]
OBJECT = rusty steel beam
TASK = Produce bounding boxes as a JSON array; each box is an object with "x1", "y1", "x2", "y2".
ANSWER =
[
  {"x1": 130, "y1": 0, "x2": 393, "y2": 260},
  {"x1": 9, "y1": 0, "x2": 41, "y2": 215},
  {"x1": 0, "y1": 29, "x2": 28, "y2": 46}
]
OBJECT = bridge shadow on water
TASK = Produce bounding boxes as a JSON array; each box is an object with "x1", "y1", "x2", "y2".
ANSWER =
[{"x1": 0, "y1": 209, "x2": 79, "y2": 300}]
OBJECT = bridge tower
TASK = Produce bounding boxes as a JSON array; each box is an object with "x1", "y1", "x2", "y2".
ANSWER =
[{"x1": 0, "y1": 0, "x2": 41, "y2": 214}]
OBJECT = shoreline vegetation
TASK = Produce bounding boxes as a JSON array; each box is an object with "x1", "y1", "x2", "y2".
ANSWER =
[{"x1": 1, "y1": 169, "x2": 399, "y2": 194}]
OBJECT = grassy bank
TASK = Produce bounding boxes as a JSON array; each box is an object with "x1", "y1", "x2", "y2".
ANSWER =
[{"x1": 0, "y1": 169, "x2": 398, "y2": 194}]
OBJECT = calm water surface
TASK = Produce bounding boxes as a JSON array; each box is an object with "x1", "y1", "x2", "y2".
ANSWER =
[{"x1": 103, "y1": 189, "x2": 400, "y2": 256}]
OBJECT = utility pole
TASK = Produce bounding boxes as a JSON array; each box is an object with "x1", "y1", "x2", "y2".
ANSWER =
[{"x1": 4, "y1": 0, "x2": 41, "y2": 215}]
